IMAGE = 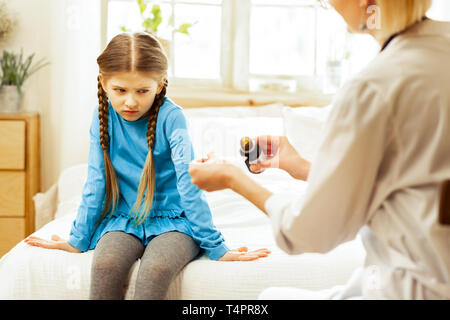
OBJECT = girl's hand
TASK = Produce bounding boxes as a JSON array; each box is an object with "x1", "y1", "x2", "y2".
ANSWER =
[
  {"x1": 24, "y1": 234, "x2": 82, "y2": 253},
  {"x1": 218, "y1": 246, "x2": 271, "y2": 261},
  {"x1": 189, "y1": 153, "x2": 241, "y2": 192},
  {"x1": 249, "y1": 135, "x2": 311, "y2": 181}
]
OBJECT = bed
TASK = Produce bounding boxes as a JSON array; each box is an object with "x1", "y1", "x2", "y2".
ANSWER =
[{"x1": 0, "y1": 103, "x2": 366, "y2": 300}]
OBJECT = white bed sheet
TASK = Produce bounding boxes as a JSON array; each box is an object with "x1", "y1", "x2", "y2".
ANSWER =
[{"x1": 0, "y1": 163, "x2": 366, "y2": 300}]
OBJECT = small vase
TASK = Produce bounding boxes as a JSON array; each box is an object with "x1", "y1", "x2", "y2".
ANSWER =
[{"x1": 0, "y1": 85, "x2": 23, "y2": 114}]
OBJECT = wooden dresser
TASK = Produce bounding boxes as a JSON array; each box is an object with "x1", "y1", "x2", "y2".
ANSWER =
[{"x1": 0, "y1": 113, "x2": 40, "y2": 258}]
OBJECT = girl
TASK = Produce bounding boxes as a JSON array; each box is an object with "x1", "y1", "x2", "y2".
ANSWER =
[
  {"x1": 189, "y1": 0, "x2": 450, "y2": 299},
  {"x1": 25, "y1": 32, "x2": 270, "y2": 300}
]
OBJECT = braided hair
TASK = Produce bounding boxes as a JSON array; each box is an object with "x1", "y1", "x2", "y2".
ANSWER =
[
  {"x1": 130, "y1": 79, "x2": 168, "y2": 225},
  {"x1": 95, "y1": 32, "x2": 169, "y2": 226},
  {"x1": 96, "y1": 75, "x2": 120, "y2": 224}
]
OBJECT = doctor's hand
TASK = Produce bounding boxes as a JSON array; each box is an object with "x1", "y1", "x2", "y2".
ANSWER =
[
  {"x1": 249, "y1": 135, "x2": 311, "y2": 181},
  {"x1": 24, "y1": 234, "x2": 82, "y2": 253},
  {"x1": 189, "y1": 153, "x2": 241, "y2": 192},
  {"x1": 218, "y1": 247, "x2": 271, "y2": 261},
  {"x1": 191, "y1": 152, "x2": 273, "y2": 216}
]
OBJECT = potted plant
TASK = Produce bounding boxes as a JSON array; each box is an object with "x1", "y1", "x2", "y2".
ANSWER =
[
  {"x1": 0, "y1": 49, "x2": 49, "y2": 114},
  {"x1": 120, "y1": 0, "x2": 196, "y2": 58}
]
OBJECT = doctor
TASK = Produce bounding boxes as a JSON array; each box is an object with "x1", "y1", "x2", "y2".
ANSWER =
[{"x1": 188, "y1": 0, "x2": 450, "y2": 299}]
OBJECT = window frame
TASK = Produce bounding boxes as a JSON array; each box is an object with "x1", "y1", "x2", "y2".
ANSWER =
[{"x1": 102, "y1": 0, "x2": 324, "y2": 92}]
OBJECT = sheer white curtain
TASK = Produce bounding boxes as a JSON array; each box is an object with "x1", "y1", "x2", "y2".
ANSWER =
[{"x1": 47, "y1": 0, "x2": 102, "y2": 190}]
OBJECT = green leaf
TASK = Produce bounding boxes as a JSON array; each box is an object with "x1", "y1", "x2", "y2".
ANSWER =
[
  {"x1": 137, "y1": 0, "x2": 147, "y2": 15},
  {"x1": 142, "y1": 17, "x2": 156, "y2": 33},
  {"x1": 175, "y1": 23, "x2": 193, "y2": 35},
  {"x1": 0, "y1": 49, "x2": 49, "y2": 92},
  {"x1": 151, "y1": 5, "x2": 162, "y2": 32},
  {"x1": 120, "y1": 25, "x2": 131, "y2": 32},
  {"x1": 151, "y1": 4, "x2": 161, "y2": 18}
]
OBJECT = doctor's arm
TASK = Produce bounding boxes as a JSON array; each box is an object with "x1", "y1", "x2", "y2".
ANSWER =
[
  {"x1": 190, "y1": 134, "x2": 311, "y2": 213},
  {"x1": 191, "y1": 81, "x2": 390, "y2": 255}
]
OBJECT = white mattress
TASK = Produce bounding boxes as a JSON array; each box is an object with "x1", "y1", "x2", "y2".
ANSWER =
[{"x1": 0, "y1": 163, "x2": 366, "y2": 300}]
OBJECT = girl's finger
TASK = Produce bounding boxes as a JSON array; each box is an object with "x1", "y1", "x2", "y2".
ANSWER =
[
  {"x1": 256, "y1": 253, "x2": 269, "y2": 257},
  {"x1": 27, "y1": 239, "x2": 46, "y2": 247},
  {"x1": 248, "y1": 249, "x2": 271, "y2": 257},
  {"x1": 238, "y1": 254, "x2": 260, "y2": 261},
  {"x1": 25, "y1": 236, "x2": 42, "y2": 241},
  {"x1": 25, "y1": 239, "x2": 43, "y2": 247},
  {"x1": 26, "y1": 239, "x2": 57, "y2": 249},
  {"x1": 252, "y1": 248, "x2": 271, "y2": 254},
  {"x1": 237, "y1": 246, "x2": 248, "y2": 252}
]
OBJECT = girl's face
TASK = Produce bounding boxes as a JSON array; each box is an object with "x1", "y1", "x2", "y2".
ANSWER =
[{"x1": 99, "y1": 71, "x2": 164, "y2": 122}]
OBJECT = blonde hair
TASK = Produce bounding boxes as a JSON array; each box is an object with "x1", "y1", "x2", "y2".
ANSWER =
[
  {"x1": 96, "y1": 32, "x2": 168, "y2": 226},
  {"x1": 375, "y1": 0, "x2": 433, "y2": 38}
]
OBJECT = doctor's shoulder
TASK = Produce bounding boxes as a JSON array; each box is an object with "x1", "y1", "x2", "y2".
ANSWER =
[{"x1": 329, "y1": 73, "x2": 389, "y2": 124}]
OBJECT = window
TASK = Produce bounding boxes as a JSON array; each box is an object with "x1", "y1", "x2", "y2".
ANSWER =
[
  {"x1": 106, "y1": 0, "x2": 223, "y2": 83},
  {"x1": 105, "y1": 0, "x2": 379, "y2": 93}
]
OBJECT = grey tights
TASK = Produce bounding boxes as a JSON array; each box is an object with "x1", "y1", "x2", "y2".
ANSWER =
[{"x1": 89, "y1": 230, "x2": 200, "y2": 300}]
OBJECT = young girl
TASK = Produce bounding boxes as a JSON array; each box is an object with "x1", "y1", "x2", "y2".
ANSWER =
[{"x1": 25, "y1": 32, "x2": 270, "y2": 300}]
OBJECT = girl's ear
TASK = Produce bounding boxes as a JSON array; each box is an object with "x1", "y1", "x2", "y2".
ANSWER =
[
  {"x1": 98, "y1": 74, "x2": 108, "y2": 94},
  {"x1": 157, "y1": 77, "x2": 167, "y2": 95},
  {"x1": 156, "y1": 83, "x2": 163, "y2": 95}
]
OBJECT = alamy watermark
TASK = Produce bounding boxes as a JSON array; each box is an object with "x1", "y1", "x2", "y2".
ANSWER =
[{"x1": 365, "y1": 5, "x2": 381, "y2": 30}]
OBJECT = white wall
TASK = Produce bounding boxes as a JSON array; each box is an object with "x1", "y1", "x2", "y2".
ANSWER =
[{"x1": 3, "y1": 0, "x2": 101, "y2": 191}]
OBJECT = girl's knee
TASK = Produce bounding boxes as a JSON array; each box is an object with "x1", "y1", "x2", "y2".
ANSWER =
[
  {"x1": 91, "y1": 253, "x2": 123, "y2": 276},
  {"x1": 134, "y1": 262, "x2": 176, "y2": 299},
  {"x1": 139, "y1": 262, "x2": 174, "y2": 282}
]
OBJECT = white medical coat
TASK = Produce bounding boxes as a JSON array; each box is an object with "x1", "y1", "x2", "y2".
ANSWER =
[{"x1": 264, "y1": 19, "x2": 450, "y2": 300}]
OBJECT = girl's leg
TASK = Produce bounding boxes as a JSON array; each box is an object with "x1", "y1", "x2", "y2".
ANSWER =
[
  {"x1": 90, "y1": 231, "x2": 144, "y2": 300},
  {"x1": 134, "y1": 231, "x2": 200, "y2": 300}
]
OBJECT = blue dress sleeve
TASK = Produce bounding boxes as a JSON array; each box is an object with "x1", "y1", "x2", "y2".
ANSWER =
[
  {"x1": 67, "y1": 107, "x2": 107, "y2": 252},
  {"x1": 165, "y1": 107, "x2": 229, "y2": 260}
]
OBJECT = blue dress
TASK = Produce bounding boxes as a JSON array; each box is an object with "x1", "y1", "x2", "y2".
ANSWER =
[{"x1": 68, "y1": 97, "x2": 229, "y2": 260}]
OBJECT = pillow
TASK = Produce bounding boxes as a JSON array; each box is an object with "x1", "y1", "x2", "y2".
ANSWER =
[
  {"x1": 184, "y1": 104, "x2": 285, "y2": 160},
  {"x1": 183, "y1": 103, "x2": 284, "y2": 118},
  {"x1": 54, "y1": 164, "x2": 88, "y2": 219},
  {"x1": 33, "y1": 183, "x2": 58, "y2": 230},
  {"x1": 282, "y1": 105, "x2": 332, "y2": 162},
  {"x1": 187, "y1": 116, "x2": 284, "y2": 160}
]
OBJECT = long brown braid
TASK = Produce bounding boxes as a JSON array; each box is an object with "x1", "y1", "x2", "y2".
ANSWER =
[
  {"x1": 95, "y1": 74, "x2": 121, "y2": 225},
  {"x1": 95, "y1": 32, "x2": 169, "y2": 226},
  {"x1": 131, "y1": 80, "x2": 168, "y2": 225}
]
